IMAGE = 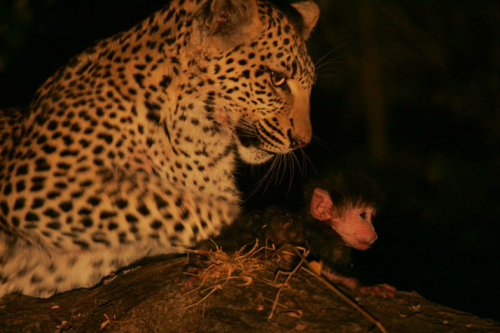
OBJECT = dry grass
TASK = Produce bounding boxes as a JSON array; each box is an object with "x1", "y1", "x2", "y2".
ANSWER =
[
  {"x1": 176, "y1": 240, "x2": 388, "y2": 332},
  {"x1": 177, "y1": 239, "x2": 273, "y2": 308},
  {"x1": 178, "y1": 240, "x2": 310, "y2": 319}
]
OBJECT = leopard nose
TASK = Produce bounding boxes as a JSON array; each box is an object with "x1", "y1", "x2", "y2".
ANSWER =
[{"x1": 288, "y1": 129, "x2": 311, "y2": 149}]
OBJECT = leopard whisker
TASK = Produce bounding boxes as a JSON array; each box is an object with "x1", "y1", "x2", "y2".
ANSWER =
[
  {"x1": 277, "y1": 154, "x2": 288, "y2": 187},
  {"x1": 315, "y1": 58, "x2": 353, "y2": 72},
  {"x1": 311, "y1": 133, "x2": 334, "y2": 155},
  {"x1": 300, "y1": 148, "x2": 317, "y2": 177},
  {"x1": 314, "y1": 42, "x2": 348, "y2": 70},
  {"x1": 286, "y1": 153, "x2": 295, "y2": 195},
  {"x1": 244, "y1": 155, "x2": 279, "y2": 200},
  {"x1": 268, "y1": 154, "x2": 282, "y2": 189}
]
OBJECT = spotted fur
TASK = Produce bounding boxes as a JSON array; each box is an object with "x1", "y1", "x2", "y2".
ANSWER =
[{"x1": 0, "y1": 0, "x2": 319, "y2": 297}]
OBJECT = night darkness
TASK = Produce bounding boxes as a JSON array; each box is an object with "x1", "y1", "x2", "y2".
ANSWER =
[{"x1": 1, "y1": 0, "x2": 499, "y2": 321}]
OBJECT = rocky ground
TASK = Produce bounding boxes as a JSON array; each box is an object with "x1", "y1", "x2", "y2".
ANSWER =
[{"x1": 1, "y1": 240, "x2": 499, "y2": 333}]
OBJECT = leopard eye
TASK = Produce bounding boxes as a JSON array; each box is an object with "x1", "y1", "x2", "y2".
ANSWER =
[{"x1": 270, "y1": 72, "x2": 287, "y2": 87}]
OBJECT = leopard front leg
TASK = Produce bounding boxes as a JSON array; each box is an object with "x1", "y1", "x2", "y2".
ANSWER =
[{"x1": 0, "y1": 169, "x2": 239, "y2": 298}]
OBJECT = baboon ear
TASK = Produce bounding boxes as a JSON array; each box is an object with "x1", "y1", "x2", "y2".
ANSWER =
[
  {"x1": 310, "y1": 187, "x2": 333, "y2": 221},
  {"x1": 203, "y1": 0, "x2": 262, "y2": 50},
  {"x1": 291, "y1": 1, "x2": 320, "y2": 40}
]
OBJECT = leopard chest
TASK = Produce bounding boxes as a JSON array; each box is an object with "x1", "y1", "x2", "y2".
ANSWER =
[{"x1": 118, "y1": 110, "x2": 239, "y2": 200}]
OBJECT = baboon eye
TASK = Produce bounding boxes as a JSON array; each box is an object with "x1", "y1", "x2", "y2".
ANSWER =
[
  {"x1": 360, "y1": 212, "x2": 367, "y2": 219},
  {"x1": 270, "y1": 72, "x2": 287, "y2": 87}
]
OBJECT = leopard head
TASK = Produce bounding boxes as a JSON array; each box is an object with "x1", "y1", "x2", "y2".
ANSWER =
[{"x1": 191, "y1": 0, "x2": 319, "y2": 164}]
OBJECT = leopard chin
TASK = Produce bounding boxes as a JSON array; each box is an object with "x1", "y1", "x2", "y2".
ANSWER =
[{"x1": 236, "y1": 144, "x2": 274, "y2": 165}]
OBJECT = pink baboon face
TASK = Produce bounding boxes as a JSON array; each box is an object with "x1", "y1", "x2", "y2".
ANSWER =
[{"x1": 310, "y1": 188, "x2": 378, "y2": 250}]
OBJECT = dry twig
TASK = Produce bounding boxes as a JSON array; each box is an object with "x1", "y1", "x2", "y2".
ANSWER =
[{"x1": 292, "y1": 247, "x2": 389, "y2": 333}]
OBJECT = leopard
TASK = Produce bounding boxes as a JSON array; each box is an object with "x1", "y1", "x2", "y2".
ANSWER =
[{"x1": 0, "y1": 0, "x2": 319, "y2": 298}]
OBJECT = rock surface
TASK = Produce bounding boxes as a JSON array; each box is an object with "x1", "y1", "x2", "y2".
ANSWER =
[{"x1": 1, "y1": 249, "x2": 499, "y2": 333}]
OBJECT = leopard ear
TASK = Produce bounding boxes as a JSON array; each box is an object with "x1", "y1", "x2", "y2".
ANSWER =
[
  {"x1": 291, "y1": 1, "x2": 320, "y2": 40},
  {"x1": 203, "y1": 0, "x2": 262, "y2": 50}
]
